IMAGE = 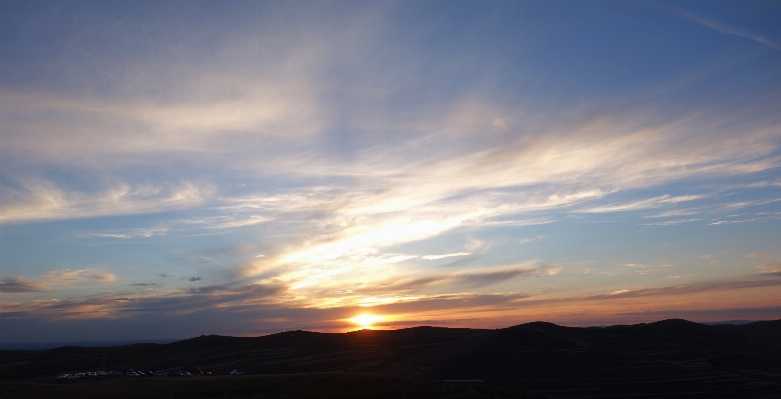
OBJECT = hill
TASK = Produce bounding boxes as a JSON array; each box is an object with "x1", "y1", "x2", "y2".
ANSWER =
[{"x1": 1, "y1": 320, "x2": 780, "y2": 398}]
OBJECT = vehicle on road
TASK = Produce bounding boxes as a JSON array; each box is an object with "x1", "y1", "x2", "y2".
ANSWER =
[{"x1": 229, "y1": 370, "x2": 244, "y2": 375}]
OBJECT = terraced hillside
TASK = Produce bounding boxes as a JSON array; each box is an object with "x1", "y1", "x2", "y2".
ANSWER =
[{"x1": 1, "y1": 320, "x2": 780, "y2": 398}]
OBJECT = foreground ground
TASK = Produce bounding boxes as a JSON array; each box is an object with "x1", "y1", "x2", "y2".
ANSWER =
[
  {"x1": 0, "y1": 372, "x2": 547, "y2": 399},
  {"x1": 2, "y1": 319, "x2": 781, "y2": 398}
]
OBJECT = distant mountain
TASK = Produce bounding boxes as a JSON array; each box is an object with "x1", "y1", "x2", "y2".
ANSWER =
[{"x1": 2, "y1": 320, "x2": 780, "y2": 399}]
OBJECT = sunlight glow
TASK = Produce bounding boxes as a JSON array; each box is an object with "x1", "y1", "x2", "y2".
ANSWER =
[{"x1": 348, "y1": 314, "x2": 385, "y2": 329}]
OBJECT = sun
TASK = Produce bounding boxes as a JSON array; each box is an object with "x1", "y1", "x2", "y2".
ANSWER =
[{"x1": 348, "y1": 314, "x2": 385, "y2": 329}]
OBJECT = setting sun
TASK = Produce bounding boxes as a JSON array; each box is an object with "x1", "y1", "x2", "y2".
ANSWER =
[{"x1": 348, "y1": 314, "x2": 385, "y2": 329}]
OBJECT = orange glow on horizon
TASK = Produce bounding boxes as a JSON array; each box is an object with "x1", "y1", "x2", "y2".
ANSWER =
[{"x1": 348, "y1": 314, "x2": 385, "y2": 329}]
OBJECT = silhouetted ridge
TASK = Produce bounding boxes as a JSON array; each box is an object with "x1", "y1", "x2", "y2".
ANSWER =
[
  {"x1": 2, "y1": 319, "x2": 780, "y2": 398},
  {"x1": 509, "y1": 321, "x2": 566, "y2": 330}
]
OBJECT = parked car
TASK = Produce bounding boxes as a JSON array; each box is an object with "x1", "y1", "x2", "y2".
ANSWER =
[
  {"x1": 229, "y1": 370, "x2": 244, "y2": 375},
  {"x1": 57, "y1": 374, "x2": 72, "y2": 380},
  {"x1": 155, "y1": 371, "x2": 166, "y2": 376},
  {"x1": 126, "y1": 370, "x2": 141, "y2": 377},
  {"x1": 108, "y1": 371, "x2": 123, "y2": 377}
]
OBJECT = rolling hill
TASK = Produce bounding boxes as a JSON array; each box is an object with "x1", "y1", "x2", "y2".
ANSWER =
[{"x1": 2, "y1": 319, "x2": 780, "y2": 398}]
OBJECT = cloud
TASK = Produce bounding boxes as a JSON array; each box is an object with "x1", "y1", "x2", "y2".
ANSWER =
[
  {"x1": 723, "y1": 198, "x2": 781, "y2": 210},
  {"x1": 0, "y1": 269, "x2": 116, "y2": 294},
  {"x1": 217, "y1": 110, "x2": 781, "y2": 300},
  {"x1": 86, "y1": 228, "x2": 169, "y2": 239},
  {"x1": 615, "y1": 305, "x2": 781, "y2": 320},
  {"x1": 42, "y1": 269, "x2": 117, "y2": 282},
  {"x1": 708, "y1": 211, "x2": 781, "y2": 225},
  {"x1": 576, "y1": 278, "x2": 781, "y2": 301},
  {"x1": 643, "y1": 218, "x2": 701, "y2": 226},
  {"x1": 645, "y1": 209, "x2": 700, "y2": 218},
  {"x1": 0, "y1": 277, "x2": 45, "y2": 294},
  {"x1": 452, "y1": 267, "x2": 542, "y2": 288},
  {"x1": 240, "y1": 209, "x2": 490, "y2": 280},
  {"x1": 0, "y1": 181, "x2": 214, "y2": 224},
  {"x1": 316, "y1": 264, "x2": 551, "y2": 300},
  {"x1": 1, "y1": 281, "x2": 287, "y2": 323},
  {"x1": 679, "y1": 11, "x2": 781, "y2": 51},
  {"x1": 578, "y1": 195, "x2": 704, "y2": 214},
  {"x1": 80, "y1": 214, "x2": 271, "y2": 241},
  {"x1": 519, "y1": 235, "x2": 546, "y2": 244},
  {"x1": 1, "y1": 272, "x2": 779, "y2": 341},
  {"x1": 40, "y1": 269, "x2": 117, "y2": 286},
  {"x1": 188, "y1": 276, "x2": 202, "y2": 282},
  {"x1": 756, "y1": 263, "x2": 781, "y2": 277},
  {"x1": 422, "y1": 252, "x2": 471, "y2": 260},
  {"x1": 179, "y1": 215, "x2": 272, "y2": 230}
]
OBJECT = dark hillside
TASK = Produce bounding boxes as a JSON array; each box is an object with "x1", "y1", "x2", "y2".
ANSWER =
[
  {"x1": 407, "y1": 319, "x2": 781, "y2": 398},
  {"x1": 1, "y1": 320, "x2": 780, "y2": 398}
]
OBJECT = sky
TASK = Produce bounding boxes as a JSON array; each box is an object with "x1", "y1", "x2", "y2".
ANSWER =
[{"x1": 1, "y1": 1, "x2": 780, "y2": 343}]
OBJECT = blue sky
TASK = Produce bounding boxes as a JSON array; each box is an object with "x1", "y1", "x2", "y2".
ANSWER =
[{"x1": 1, "y1": 1, "x2": 780, "y2": 342}]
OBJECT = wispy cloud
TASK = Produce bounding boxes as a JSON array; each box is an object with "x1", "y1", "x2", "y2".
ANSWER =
[
  {"x1": 0, "y1": 269, "x2": 116, "y2": 294},
  {"x1": 643, "y1": 218, "x2": 702, "y2": 226},
  {"x1": 519, "y1": 235, "x2": 546, "y2": 244},
  {"x1": 723, "y1": 198, "x2": 781, "y2": 209},
  {"x1": 756, "y1": 263, "x2": 781, "y2": 277},
  {"x1": 709, "y1": 211, "x2": 781, "y2": 225},
  {"x1": 422, "y1": 252, "x2": 471, "y2": 260},
  {"x1": 579, "y1": 195, "x2": 704, "y2": 214},
  {"x1": 43, "y1": 269, "x2": 117, "y2": 282},
  {"x1": 2, "y1": 274, "x2": 778, "y2": 339},
  {"x1": 680, "y1": 11, "x2": 781, "y2": 51},
  {"x1": 283, "y1": 263, "x2": 554, "y2": 309},
  {"x1": 0, "y1": 277, "x2": 45, "y2": 294},
  {"x1": 577, "y1": 278, "x2": 781, "y2": 301},
  {"x1": 0, "y1": 181, "x2": 213, "y2": 224},
  {"x1": 86, "y1": 228, "x2": 169, "y2": 239},
  {"x1": 2, "y1": 2, "x2": 781, "y2": 340},
  {"x1": 645, "y1": 209, "x2": 701, "y2": 218}
]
